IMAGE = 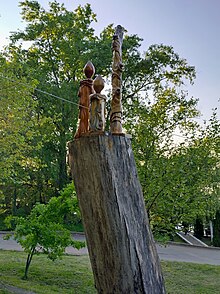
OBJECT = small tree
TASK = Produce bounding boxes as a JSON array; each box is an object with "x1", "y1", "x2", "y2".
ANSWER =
[{"x1": 5, "y1": 184, "x2": 84, "y2": 279}]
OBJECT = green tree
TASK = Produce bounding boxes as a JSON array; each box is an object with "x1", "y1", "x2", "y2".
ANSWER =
[
  {"x1": 121, "y1": 43, "x2": 219, "y2": 236},
  {"x1": 5, "y1": 0, "x2": 98, "y2": 190},
  {"x1": 0, "y1": 57, "x2": 36, "y2": 183},
  {"x1": 0, "y1": 57, "x2": 37, "y2": 215},
  {"x1": 0, "y1": 54, "x2": 57, "y2": 216},
  {"x1": 132, "y1": 109, "x2": 219, "y2": 237},
  {"x1": 5, "y1": 183, "x2": 84, "y2": 279}
]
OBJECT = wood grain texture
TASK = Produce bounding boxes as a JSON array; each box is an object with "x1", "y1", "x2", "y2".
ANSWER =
[
  {"x1": 74, "y1": 62, "x2": 95, "y2": 139},
  {"x1": 68, "y1": 134, "x2": 166, "y2": 294},
  {"x1": 110, "y1": 25, "x2": 124, "y2": 133}
]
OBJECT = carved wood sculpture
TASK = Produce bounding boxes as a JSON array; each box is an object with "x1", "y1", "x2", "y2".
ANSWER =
[
  {"x1": 74, "y1": 61, "x2": 95, "y2": 139},
  {"x1": 69, "y1": 25, "x2": 166, "y2": 294},
  {"x1": 89, "y1": 75, "x2": 106, "y2": 132},
  {"x1": 110, "y1": 25, "x2": 124, "y2": 134}
]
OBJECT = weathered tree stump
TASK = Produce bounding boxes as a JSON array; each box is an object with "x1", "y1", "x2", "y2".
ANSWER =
[{"x1": 68, "y1": 134, "x2": 166, "y2": 294}]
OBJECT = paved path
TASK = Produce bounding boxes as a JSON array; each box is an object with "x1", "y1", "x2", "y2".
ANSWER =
[
  {"x1": 157, "y1": 243, "x2": 220, "y2": 265},
  {"x1": 0, "y1": 232, "x2": 88, "y2": 256},
  {"x1": 1, "y1": 232, "x2": 220, "y2": 265}
]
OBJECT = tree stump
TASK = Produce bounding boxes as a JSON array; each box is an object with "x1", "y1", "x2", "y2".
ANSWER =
[{"x1": 68, "y1": 134, "x2": 166, "y2": 294}]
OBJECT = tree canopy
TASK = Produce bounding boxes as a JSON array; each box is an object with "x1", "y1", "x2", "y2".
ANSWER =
[{"x1": 0, "y1": 0, "x2": 219, "y2": 238}]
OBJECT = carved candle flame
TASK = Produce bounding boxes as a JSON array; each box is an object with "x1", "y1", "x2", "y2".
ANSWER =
[
  {"x1": 93, "y1": 75, "x2": 105, "y2": 94},
  {"x1": 84, "y1": 61, "x2": 95, "y2": 79}
]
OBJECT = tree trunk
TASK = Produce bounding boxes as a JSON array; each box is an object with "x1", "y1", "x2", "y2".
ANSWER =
[
  {"x1": 23, "y1": 246, "x2": 35, "y2": 280},
  {"x1": 68, "y1": 134, "x2": 165, "y2": 294}
]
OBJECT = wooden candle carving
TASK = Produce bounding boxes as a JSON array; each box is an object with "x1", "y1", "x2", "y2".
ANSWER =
[
  {"x1": 74, "y1": 61, "x2": 95, "y2": 139},
  {"x1": 89, "y1": 75, "x2": 106, "y2": 132},
  {"x1": 110, "y1": 25, "x2": 124, "y2": 134}
]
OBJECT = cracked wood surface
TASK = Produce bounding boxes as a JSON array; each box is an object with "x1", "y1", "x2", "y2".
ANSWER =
[{"x1": 68, "y1": 134, "x2": 165, "y2": 293}]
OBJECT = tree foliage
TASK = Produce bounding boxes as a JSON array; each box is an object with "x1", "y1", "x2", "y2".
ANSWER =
[
  {"x1": 0, "y1": 55, "x2": 56, "y2": 215},
  {"x1": 5, "y1": 183, "x2": 84, "y2": 279},
  {"x1": 1, "y1": 0, "x2": 219, "y2": 239}
]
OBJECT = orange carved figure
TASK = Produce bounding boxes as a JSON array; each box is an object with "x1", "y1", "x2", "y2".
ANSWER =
[{"x1": 74, "y1": 61, "x2": 95, "y2": 139}]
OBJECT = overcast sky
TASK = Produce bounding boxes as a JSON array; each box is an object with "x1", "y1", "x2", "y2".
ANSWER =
[{"x1": 1, "y1": 0, "x2": 219, "y2": 121}]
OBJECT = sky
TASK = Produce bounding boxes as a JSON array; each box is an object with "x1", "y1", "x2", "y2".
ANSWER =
[{"x1": 0, "y1": 0, "x2": 219, "y2": 121}]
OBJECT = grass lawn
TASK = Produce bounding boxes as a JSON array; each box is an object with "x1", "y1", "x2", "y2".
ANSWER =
[{"x1": 0, "y1": 250, "x2": 220, "y2": 294}]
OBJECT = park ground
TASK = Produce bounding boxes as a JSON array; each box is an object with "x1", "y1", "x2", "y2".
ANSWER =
[
  {"x1": 1, "y1": 232, "x2": 220, "y2": 293},
  {"x1": 1, "y1": 250, "x2": 220, "y2": 294}
]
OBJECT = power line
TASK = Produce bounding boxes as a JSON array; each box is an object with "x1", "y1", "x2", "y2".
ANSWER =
[
  {"x1": 0, "y1": 74, "x2": 89, "y2": 109},
  {"x1": 0, "y1": 74, "x2": 197, "y2": 141}
]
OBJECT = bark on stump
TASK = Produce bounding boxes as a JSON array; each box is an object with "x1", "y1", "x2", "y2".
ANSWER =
[{"x1": 68, "y1": 134, "x2": 166, "y2": 294}]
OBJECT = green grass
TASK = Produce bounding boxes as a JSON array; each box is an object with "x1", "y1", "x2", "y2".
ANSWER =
[
  {"x1": 0, "y1": 251, "x2": 95, "y2": 294},
  {"x1": 0, "y1": 250, "x2": 220, "y2": 294},
  {"x1": 163, "y1": 261, "x2": 220, "y2": 294}
]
